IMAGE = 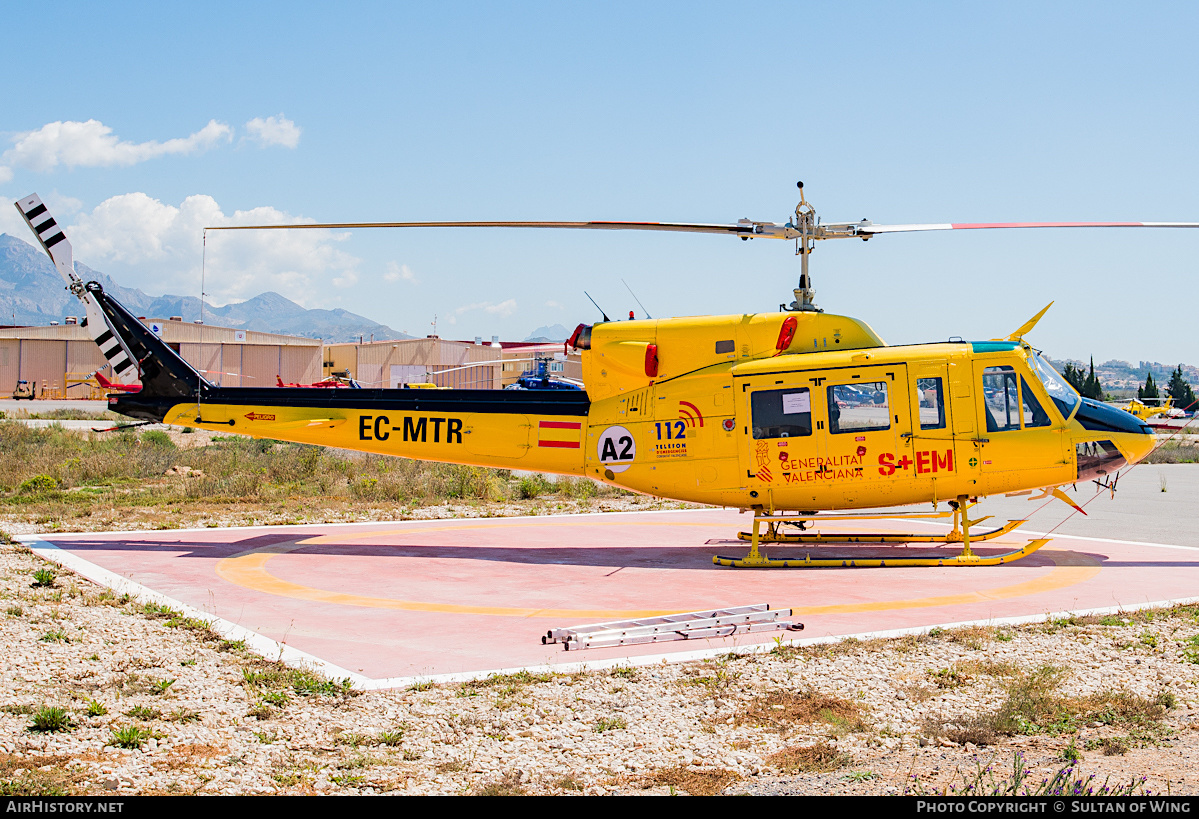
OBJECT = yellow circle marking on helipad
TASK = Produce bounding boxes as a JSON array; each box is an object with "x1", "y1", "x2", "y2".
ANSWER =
[
  {"x1": 296, "y1": 518, "x2": 716, "y2": 546},
  {"x1": 214, "y1": 521, "x2": 1102, "y2": 619},
  {"x1": 216, "y1": 541, "x2": 673, "y2": 619},
  {"x1": 791, "y1": 549, "x2": 1101, "y2": 616}
]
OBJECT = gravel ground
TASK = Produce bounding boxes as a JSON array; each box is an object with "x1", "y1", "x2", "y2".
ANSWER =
[{"x1": 3, "y1": 521, "x2": 1199, "y2": 796}]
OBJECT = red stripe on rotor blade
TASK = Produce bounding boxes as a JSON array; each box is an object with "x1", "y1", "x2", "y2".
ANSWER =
[
  {"x1": 539, "y1": 421, "x2": 582, "y2": 429},
  {"x1": 950, "y1": 222, "x2": 1145, "y2": 229},
  {"x1": 537, "y1": 440, "x2": 581, "y2": 448}
]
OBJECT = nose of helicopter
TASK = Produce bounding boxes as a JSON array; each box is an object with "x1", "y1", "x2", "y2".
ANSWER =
[
  {"x1": 1123, "y1": 423, "x2": 1157, "y2": 465},
  {"x1": 1072, "y1": 398, "x2": 1157, "y2": 477}
]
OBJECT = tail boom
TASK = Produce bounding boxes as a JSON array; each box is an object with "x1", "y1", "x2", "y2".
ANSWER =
[{"x1": 153, "y1": 390, "x2": 590, "y2": 474}]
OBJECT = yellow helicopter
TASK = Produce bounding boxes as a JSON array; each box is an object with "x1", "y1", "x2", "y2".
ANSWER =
[
  {"x1": 1125, "y1": 395, "x2": 1178, "y2": 422},
  {"x1": 16, "y1": 185, "x2": 1179, "y2": 568}
]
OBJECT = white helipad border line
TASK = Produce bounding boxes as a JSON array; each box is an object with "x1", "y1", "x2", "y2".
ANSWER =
[
  {"x1": 911, "y1": 518, "x2": 1194, "y2": 551},
  {"x1": 19, "y1": 535, "x2": 372, "y2": 690},
  {"x1": 21, "y1": 523, "x2": 1199, "y2": 692},
  {"x1": 370, "y1": 596, "x2": 1199, "y2": 691}
]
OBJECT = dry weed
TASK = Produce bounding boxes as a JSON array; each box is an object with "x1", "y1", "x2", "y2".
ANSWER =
[
  {"x1": 948, "y1": 625, "x2": 993, "y2": 650},
  {"x1": 738, "y1": 690, "x2": 868, "y2": 734},
  {"x1": 472, "y1": 769, "x2": 526, "y2": 796},
  {"x1": 768, "y1": 741, "x2": 851, "y2": 773},
  {"x1": 637, "y1": 766, "x2": 738, "y2": 796},
  {"x1": 0, "y1": 753, "x2": 82, "y2": 796}
]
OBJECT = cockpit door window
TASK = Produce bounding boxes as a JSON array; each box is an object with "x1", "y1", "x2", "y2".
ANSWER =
[
  {"x1": 917, "y1": 377, "x2": 946, "y2": 430},
  {"x1": 983, "y1": 366, "x2": 1021, "y2": 432},
  {"x1": 1021, "y1": 377, "x2": 1052, "y2": 428}
]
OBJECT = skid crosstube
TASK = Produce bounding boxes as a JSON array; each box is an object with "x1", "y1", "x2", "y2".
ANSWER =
[
  {"x1": 735, "y1": 518, "x2": 1029, "y2": 545},
  {"x1": 713, "y1": 537, "x2": 1051, "y2": 568}
]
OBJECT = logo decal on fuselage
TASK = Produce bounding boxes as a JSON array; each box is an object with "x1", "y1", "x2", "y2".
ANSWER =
[{"x1": 597, "y1": 425, "x2": 635, "y2": 473}]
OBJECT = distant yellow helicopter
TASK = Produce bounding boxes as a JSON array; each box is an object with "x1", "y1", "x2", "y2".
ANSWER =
[
  {"x1": 1125, "y1": 396, "x2": 1178, "y2": 422},
  {"x1": 16, "y1": 185, "x2": 1177, "y2": 568}
]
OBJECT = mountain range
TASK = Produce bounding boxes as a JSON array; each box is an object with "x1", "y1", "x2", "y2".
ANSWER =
[
  {"x1": 0, "y1": 233, "x2": 411, "y2": 342},
  {"x1": 523, "y1": 324, "x2": 572, "y2": 343}
]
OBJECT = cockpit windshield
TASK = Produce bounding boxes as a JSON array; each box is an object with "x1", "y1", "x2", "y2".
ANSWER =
[{"x1": 1030, "y1": 352, "x2": 1082, "y2": 420}]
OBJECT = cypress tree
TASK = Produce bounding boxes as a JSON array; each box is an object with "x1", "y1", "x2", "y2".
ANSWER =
[
  {"x1": 1139, "y1": 372, "x2": 1159, "y2": 401},
  {"x1": 1063, "y1": 363, "x2": 1085, "y2": 394},
  {"x1": 1166, "y1": 365, "x2": 1197, "y2": 410},
  {"x1": 1082, "y1": 357, "x2": 1104, "y2": 400}
]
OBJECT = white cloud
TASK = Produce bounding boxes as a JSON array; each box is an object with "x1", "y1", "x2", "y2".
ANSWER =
[
  {"x1": 384, "y1": 261, "x2": 418, "y2": 283},
  {"x1": 456, "y1": 299, "x2": 517, "y2": 318},
  {"x1": 545, "y1": 299, "x2": 564, "y2": 309},
  {"x1": 47, "y1": 192, "x2": 83, "y2": 214},
  {"x1": 0, "y1": 195, "x2": 29, "y2": 238},
  {"x1": 68, "y1": 192, "x2": 361, "y2": 306},
  {"x1": 0, "y1": 166, "x2": 12, "y2": 184},
  {"x1": 2, "y1": 119, "x2": 232, "y2": 173},
  {"x1": 245, "y1": 114, "x2": 301, "y2": 149}
]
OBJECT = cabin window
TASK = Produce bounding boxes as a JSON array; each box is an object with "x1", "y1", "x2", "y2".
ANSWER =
[
  {"x1": 917, "y1": 377, "x2": 946, "y2": 430},
  {"x1": 982, "y1": 366, "x2": 1022, "y2": 431},
  {"x1": 715, "y1": 340, "x2": 735, "y2": 354},
  {"x1": 983, "y1": 367, "x2": 1053, "y2": 431},
  {"x1": 827, "y1": 382, "x2": 890, "y2": 433},
  {"x1": 751, "y1": 388, "x2": 812, "y2": 439},
  {"x1": 1021, "y1": 377, "x2": 1052, "y2": 428}
]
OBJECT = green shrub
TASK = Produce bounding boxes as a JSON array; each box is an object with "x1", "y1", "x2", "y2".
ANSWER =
[
  {"x1": 125, "y1": 705, "x2": 161, "y2": 720},
  {"x1": 167, "y1": 707, "x2": 200, "y2": 723},
  {"x1": 140, "y1": 430, "x2": 176, "y2": 449},
  {"x1": 559, "y1": 476, "x2": 599, "y2": 499},
  {"x1": 593, "y1": 716, "x2": 626, "y2": 732},
  {"x1": 518, "y1": 474, "x2": 553, "y2": 499},
  {"x1": 110, "y1": 725, "x2": 153, "y2": 749},
  {"x1": 18, "y1": 475, "x2": 58, "y2": 495},
  {"x1": 444, "y1": 465, "x2": 505, "y2": 501},
  {"x1": 149, "y1": 679, "x2": 175, "y2": 695},
  {"x1": 29, "y1": 706, "x2": 72, "y2": 733}
]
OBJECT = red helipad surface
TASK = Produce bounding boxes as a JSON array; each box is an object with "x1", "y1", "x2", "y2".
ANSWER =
[{"x1": 23, "y1": 508, "x2": 1199, "y2": 687}]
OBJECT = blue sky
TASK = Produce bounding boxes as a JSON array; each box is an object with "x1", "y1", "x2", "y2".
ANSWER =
[{"x1": 2, "y1": 2, "x2": 1197, "y2": 364}]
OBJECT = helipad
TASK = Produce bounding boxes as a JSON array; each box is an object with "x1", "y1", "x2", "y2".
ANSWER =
[{"x1": 22, "y1": 464, "x2": 1199, "y2": 689}]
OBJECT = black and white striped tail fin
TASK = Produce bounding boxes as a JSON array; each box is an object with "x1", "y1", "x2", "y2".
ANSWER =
[
  {"x1": 14, "y1": 194, "x2": 75, "y2": 282},
  {"x1": 14, "y1": 194, "x2": 140, "y2": 385},
  {"x1": 91, "y1": 322, "x2": 138, "y2": 382}
]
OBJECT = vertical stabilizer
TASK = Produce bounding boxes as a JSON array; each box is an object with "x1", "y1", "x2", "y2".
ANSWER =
[{"x1": 13, "y1": 194, "x2": 140, "y2": 385}]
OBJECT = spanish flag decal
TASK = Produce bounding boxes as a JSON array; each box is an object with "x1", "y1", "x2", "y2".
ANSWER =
[{"x1": 538, "y1": 420, "x2": 582, "y2": 449}]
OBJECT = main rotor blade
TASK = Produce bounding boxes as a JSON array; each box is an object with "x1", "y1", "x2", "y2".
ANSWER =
[
  {"x1": 205, "y1": 216, "x2": 1199, "y2": 241},
  {"x1": 859, "y1": 220, "x2": 1199, "y2": 235},
  {"x1": 204, "y1": 219, "x2": 776, "y2": 237}
]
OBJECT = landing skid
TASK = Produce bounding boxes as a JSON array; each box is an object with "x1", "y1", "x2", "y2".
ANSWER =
[{"x1": 713, "y1": 495, "x2": 1051, "y2": 568}]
